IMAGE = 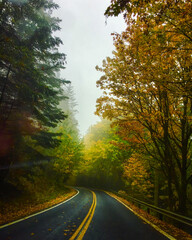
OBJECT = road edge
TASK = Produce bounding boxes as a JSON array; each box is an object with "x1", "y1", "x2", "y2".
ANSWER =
[
  {"x1": 105, "y1": 191, "x2": 176, "y2": 240},
  {"x1": 0, "y1": 188, "x2": 79, "y2": 229}
]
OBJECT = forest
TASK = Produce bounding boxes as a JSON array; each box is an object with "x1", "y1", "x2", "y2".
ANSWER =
[{"x1": 0, "y1": 0, "x2": 191, "y2": 229}]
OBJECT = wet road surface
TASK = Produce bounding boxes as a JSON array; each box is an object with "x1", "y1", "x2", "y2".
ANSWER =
[{"x1": 0, "y1": 188, "x2": 169, "y2": 240}]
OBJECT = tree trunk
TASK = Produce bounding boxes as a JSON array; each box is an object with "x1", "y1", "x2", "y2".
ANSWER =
[
  {"x1": 167, "y1": 169, "x2": 174, "y2": 211},
  {"x1": 0, "y1": 156, "x2": 11, "y2": 184},
  {"x1": 154, "y1": 168, "x2": 159, "y2": 207},
  {"x1": 178, "y1": 175, "x2": 187, "y2": 215}
]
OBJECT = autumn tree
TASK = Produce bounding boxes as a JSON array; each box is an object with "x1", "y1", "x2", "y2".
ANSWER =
[
  {"x1": 105, "y1": 0, "x2": 192, "y2": 96},
  {"x1": 96, "y1": 3, "x2": 192, "y2": 214},
  {"x1": 123, "y1": 152, "x2": 154, "y2": 199}
]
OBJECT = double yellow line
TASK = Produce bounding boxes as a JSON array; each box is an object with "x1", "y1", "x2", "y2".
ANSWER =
[{"x1": 69, "y1": 191, "x2": 97, "y2": 240}]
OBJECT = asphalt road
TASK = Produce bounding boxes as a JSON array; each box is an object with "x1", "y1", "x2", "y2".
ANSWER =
[{"x1": 0, "y1": 188, "x2": 169, "y2": 240}]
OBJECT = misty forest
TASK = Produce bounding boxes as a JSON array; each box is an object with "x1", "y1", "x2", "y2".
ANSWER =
[{"x1": 0, "y1": 0, "x2": 192, "y2": 237}]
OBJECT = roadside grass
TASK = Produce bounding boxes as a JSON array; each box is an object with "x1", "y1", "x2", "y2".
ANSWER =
[
  {"x1": 0, "y1": 183, "x2": 77, "y2": 226},
  {"x1": 107, "y1": 191, "x2": 192, "y2": 240}
]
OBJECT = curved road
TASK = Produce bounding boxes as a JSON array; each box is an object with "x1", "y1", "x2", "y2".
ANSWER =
[{"x1": 0, "y1": 188, "x2": 169, "y2": 240}]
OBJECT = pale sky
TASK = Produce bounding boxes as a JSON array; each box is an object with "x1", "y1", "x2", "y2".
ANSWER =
[{"x1": 53, "y1": 0, "x2": 126, "y2": 136}]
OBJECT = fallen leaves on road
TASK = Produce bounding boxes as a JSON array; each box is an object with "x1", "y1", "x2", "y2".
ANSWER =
[{"x1": 107, "y1": 192, "x2": 192, "y2": 240}]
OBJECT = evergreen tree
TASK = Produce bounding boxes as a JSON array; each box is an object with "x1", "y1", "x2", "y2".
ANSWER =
[{"x1": 0, "y1": 0, "x2": 68, "y2": 182}]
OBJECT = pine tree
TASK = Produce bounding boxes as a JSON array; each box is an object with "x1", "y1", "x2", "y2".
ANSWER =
[{"x1": 0, "y1": 0, "x2": 68, "y2": 181}]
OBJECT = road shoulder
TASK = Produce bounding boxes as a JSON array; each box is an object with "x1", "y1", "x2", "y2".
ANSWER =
[
  {"x1": 105, "y1": 191, "x2": 192, "y2": 240},
  {"x1": 0, "y1": 187, "x2": 78, "y2": 228}
]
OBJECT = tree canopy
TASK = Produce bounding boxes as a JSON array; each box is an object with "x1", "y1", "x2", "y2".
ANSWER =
[
  {"x1": 0, "y1": 0, "x2": 69, "y2": 181},
  {"x1": 96, "y1": 0, "x2": 192, "y2": 215}
]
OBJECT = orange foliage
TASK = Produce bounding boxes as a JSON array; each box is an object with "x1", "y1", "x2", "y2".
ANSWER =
[{"x1": 123, "y1": 153, "x2": 153, "y2": 196}]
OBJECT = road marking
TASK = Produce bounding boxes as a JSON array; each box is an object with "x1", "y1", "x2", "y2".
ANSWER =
[
  {"x1": 0, "y1": 189, "x2": 79, "y2": 229},
  {"x1": 70, "y1": 190, "x2": 96, "y2": 240},
  {"x1": 105, "y1": 192, "x2": 176, "y2": 240}
]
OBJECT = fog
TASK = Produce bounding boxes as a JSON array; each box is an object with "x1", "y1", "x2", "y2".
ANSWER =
[{"x1": 53, "y1": 0, "x2": 126, "y2": 136}]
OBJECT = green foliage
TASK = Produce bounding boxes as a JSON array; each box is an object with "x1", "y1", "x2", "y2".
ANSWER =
[
  {"x1": 32, "y1": 131, "x2": 62, "y2": 149},
  {"x1": 0, "y1": 1, "x2": 84, "y2": 208},
  {"x1": 0, "y1": 0, "x2": 68, "y2": 181},
  {"x1": 41, "y1": 84, "x2": 83, "y2": 187},
  {"x1": 5, "y1": 83, "x2": 82, "y2": 201},
  {"x1": 77, "y1": 119, "x2": 131, "y2": 190}
]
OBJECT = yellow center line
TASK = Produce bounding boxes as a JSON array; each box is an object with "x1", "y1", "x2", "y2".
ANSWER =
[
  {"x1": 69, "y1": 190, "x2": 96, "y2": 240},
  {"x1": 76, "y1": 191, "x2": 96, "y2": 240}
]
